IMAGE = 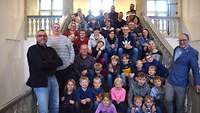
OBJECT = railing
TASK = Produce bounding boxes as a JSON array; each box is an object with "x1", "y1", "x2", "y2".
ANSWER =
[
  {"x1": 26, "y1": 15, "x2": 63, "y2": 37},
  {"x1": 141, "y1": 16, "x2": 174, "y2": 66},
  {"x1": 141, "y1": 15, "x2": 200, "y2": 113},
  {"x1": 147, "y1": 16, "x2": 181, "y2": 37},
  {"x1": 0, "y1": 90, "x2": 37, "y2": 113}
]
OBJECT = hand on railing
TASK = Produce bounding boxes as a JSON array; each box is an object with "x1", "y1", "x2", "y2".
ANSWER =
[{"x1": 193, "y1": 85, "x2": 200, "y2": 95}]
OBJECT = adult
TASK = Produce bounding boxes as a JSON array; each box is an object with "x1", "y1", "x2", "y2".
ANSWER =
[
  {"x1": 108, "y1": 5, "x2": 118, "y2": 23},
  {"x1": 148, "y1": 40, "x2": 162, "y2": 61},
  {"x1": 126, "y1": 3, "x2": 136, "y2": 16},
  {"x1": 26, "y1": 30, "x2": 63, "y2": 113},
  {"x1": 165, "y1": 33, "x2": 200, "y2": 113},
  {"x1": 105, "y1": 30, "x2": 118, "y2": 58},
  {"x1": 63, "y1": 22, "x2": 79, "y2": 43},
  {"x1": 118, "y1": 25, "x2": 138, "y2": 62},
  {"x1": 73, "y1": 29, "x2": 89, "y2": 55},
  {"x1": 72, "y1": 44, "x2": 96, "y2": 81},
  {"x1": 88, "y1": 27, "x2": 105, "y2": 54},
  {"x1": 47, "y1": 23, "x2": 75, "y2": 98},
  {"x1": 114, "y1": 12, "x2": 127, "y2": 36}
]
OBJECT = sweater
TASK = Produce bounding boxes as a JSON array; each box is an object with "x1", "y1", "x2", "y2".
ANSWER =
[
  {"x1": 95, "y1": 103, "x2": 117, "y2": 113},
  {"x1": 47, "y1": 35, "x2": 75, "y2": 70}
]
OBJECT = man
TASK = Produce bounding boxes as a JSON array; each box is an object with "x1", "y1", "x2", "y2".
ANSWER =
[
  {"x1": 72, "y1": 44, "x2": 96, "y2": 82},
  {"x1": 118, "y1": 25, "x2": 138, "y2": 62},
  {"x1": 26, "y1": 30, "x2": 63, "y2": 113},
  {"x1": 165, "y1": 33, "x2": 200, "y2": 113},
  {"x1": 74, "y1": 29, "x2": 89, "y2": 55},
  {"x1": 47, "y1": 23, "x2": 75, "y2": 98},
  {"x1": 109, "y1": 5, "x2": 118, "y2": 22}
]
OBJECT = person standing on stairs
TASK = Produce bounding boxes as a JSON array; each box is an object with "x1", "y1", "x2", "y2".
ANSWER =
[
  {"x1": 26, "y1": 30, "x2": 63, "y2": 113},
  {"x1": 165, "y1": 33, "x2": 200, "y2": 113}
]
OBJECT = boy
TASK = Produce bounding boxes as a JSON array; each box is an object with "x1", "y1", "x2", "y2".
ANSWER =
[
  {"x1": 146, "y1": 65, "x2": 157, "y2": 87},
  {"x1": 92, "y1": 76, "x2": 104, "y2": 110},
  {"x1": 150, "y1": 76, "x2": 165, "y2": 112},
  {"x1": 120, "y1": 54, "x2": 134, "y2": 86},
  {"x1": 131, "y1": 96, "x2": 143, "y2": 113},
  {"x1": 76, "y1": 77, "x2": 94, "y2": 113},
  {"x1": 128, "y1": 72, "x2": 150, "y2": 108}
]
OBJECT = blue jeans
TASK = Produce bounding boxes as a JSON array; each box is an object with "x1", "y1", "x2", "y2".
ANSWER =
[
  {"x1": 118, "y1": 48, "x2": 139, "y2": 62},
  {"x1": 33, "y1": 76, "x2": 59, "y2": 113},
  {"x1": 107, "y1": 73, "x2": 119, "y2": 89},
  {"x1": 165, "y1": 80, "x2": 186, "y2": 113}
]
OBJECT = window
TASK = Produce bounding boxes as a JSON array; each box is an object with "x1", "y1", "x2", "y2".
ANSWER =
[
  {"x1": 89, "y1": 0, "x2": 114, "y2": 16},
  {"x1": 147, "y1": 0, "x2": 168, "y2": 16},
  {"x1": 39, "y1": 0, "x2": 63, "y2": 15}
]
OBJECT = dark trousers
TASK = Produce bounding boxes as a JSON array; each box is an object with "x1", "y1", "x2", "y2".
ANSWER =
[{"x1": 113, "y1": 101, "x2": 127, "y2": 113}]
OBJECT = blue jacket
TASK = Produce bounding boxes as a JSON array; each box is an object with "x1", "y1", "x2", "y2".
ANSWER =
[{"x1": 167, "y1": 45, "x2": 200, "y2": 87}]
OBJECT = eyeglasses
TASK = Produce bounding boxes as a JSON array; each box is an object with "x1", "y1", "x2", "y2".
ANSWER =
[
  {"x1": 38, "y1": 34, "x2": 47, "y2": 37},
  {"x1": 178, "y1": 39, "x2": 187, "y2": 42}
]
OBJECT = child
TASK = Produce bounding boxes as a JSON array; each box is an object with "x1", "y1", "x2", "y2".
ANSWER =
[
  {"x1": 142, "y1": 96, "x2": 157, "y2": 113},
  {"x1": 91, "y1": 41, "x2": 106, "y2": 63},
  {"x1": 107, "y1": 55, "x2": 120, "y2": 89},
  {"x1": 150, "y1": 76, "x2": 164, "y2": 112},
  {"x1": 92, "y1": 76, "x2": 104, "y2": 110},
  {"x1": 146, "y1": 65, "x2": 157, "y2": 87},
  {"x1": 95, "y1": 93, "x2": 117, "y2": 113},
  {"x1": 76, "y1": 77, "x2": 94, "y2": 113},
  {"x1": 128, "y1": 72, "x2": 150, "y2": 108},
  {"x1": 134, "y1": 60, "x2": 145, "y2": 77},
  {"x1": 130, "y1": 96, "x2": 143, "y2": 113},
  {"x1": 61, "y1": 79, "x2": 77, "y2": 113},
  {"x1": 111, "y1": 77, "x2": 126, "y2": 113},
  {"x1": 120, "y1": 54, "x2": 135, "y2": 86},
  {"x1": 92, "y1": 62, "x2": 104, "y2": 82}
]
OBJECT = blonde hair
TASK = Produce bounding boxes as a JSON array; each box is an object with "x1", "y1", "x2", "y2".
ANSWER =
[
  {"x1": 79, "y1": 76, "x2": 90, "y2": 83},
  {"x1": 114, "y1": 77, "x2": 123, "y2": 85}
]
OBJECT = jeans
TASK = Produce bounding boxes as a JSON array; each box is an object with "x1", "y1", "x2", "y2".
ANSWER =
[
  {"x1": 107, "y1": 73, "x2": 119, "y2": 89},
  {"x1": 165, "y1": 80, "x2": 186, "y2": 113},
  {"x1": 118, "y1": 48, "x2": 139, "y2": 62},
  {"x1": 33, "y1": 76, "x2": 59, "y2": 113}
]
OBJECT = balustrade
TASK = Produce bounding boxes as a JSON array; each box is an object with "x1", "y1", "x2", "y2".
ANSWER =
[
  {"x1": 26, "y1": 15, "x2": 63, "y2": 37},
  {"x1": 147, "y1": 16, "x2": 180, "y2": 37}
]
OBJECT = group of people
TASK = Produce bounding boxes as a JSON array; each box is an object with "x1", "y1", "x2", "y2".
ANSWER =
[{"x1": 26, "y1": 4, "x2": 200, "y2": 113}]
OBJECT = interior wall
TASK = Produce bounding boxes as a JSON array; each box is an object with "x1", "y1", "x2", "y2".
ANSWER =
[
  {"x1": 26, "y1": 0, "x2": 38, "y2": 15},
  {"x1": 182, "y1": 0, "x2": 200, "y2": 41},
  {"x1": 0, "y1": 0, "x2": 27, "y2": 109},
  {"x1": 73, "y1": 0, "x2": 135, "y2": 17}
]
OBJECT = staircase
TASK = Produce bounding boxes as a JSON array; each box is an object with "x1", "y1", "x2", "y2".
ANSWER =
[
  {"x1": 141, "y1": 15, "x2": 200, "y2": 113},
  {"x1": 1, "y1": 14, "x2": 200, "y2": 113}
]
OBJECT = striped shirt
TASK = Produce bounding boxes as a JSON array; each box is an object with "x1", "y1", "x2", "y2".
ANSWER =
[{"x1": 47, "y1": 35, "x2": 75, "y2": 70}]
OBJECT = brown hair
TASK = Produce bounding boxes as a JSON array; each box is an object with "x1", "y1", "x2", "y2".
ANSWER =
[{"x1": 64, "y1": 79, "x2": 76, "y2": 93}]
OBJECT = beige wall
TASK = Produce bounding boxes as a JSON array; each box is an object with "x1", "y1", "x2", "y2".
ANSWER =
[
  {"x1": 182, "y1": 0, "x2": 200, "y2": 41},
  {"x1": 0, "y1": 0, "x2": 27, "y2": 109},
  {"x1": 73, "y1": 0, "x2": 135, "y2": 17},
  {"x1": 26, "y1": 0, "x2": 38, "y2": 15}
]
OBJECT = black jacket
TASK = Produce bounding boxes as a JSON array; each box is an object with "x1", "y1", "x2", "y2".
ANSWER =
[{"x1": 26, "y1": 44, "x2": 63, "y2": 87}]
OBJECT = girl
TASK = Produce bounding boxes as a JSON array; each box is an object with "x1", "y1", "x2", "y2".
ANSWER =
[
  {"x1": 95, "y1": 93, "x2": 117, "y2": 113},
  {"x1": 61, "y1": 79, "x2": 77, "y2": 113},
  {"x1": 111, "y1": 77, "x2": 126, "y2": 113}
]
